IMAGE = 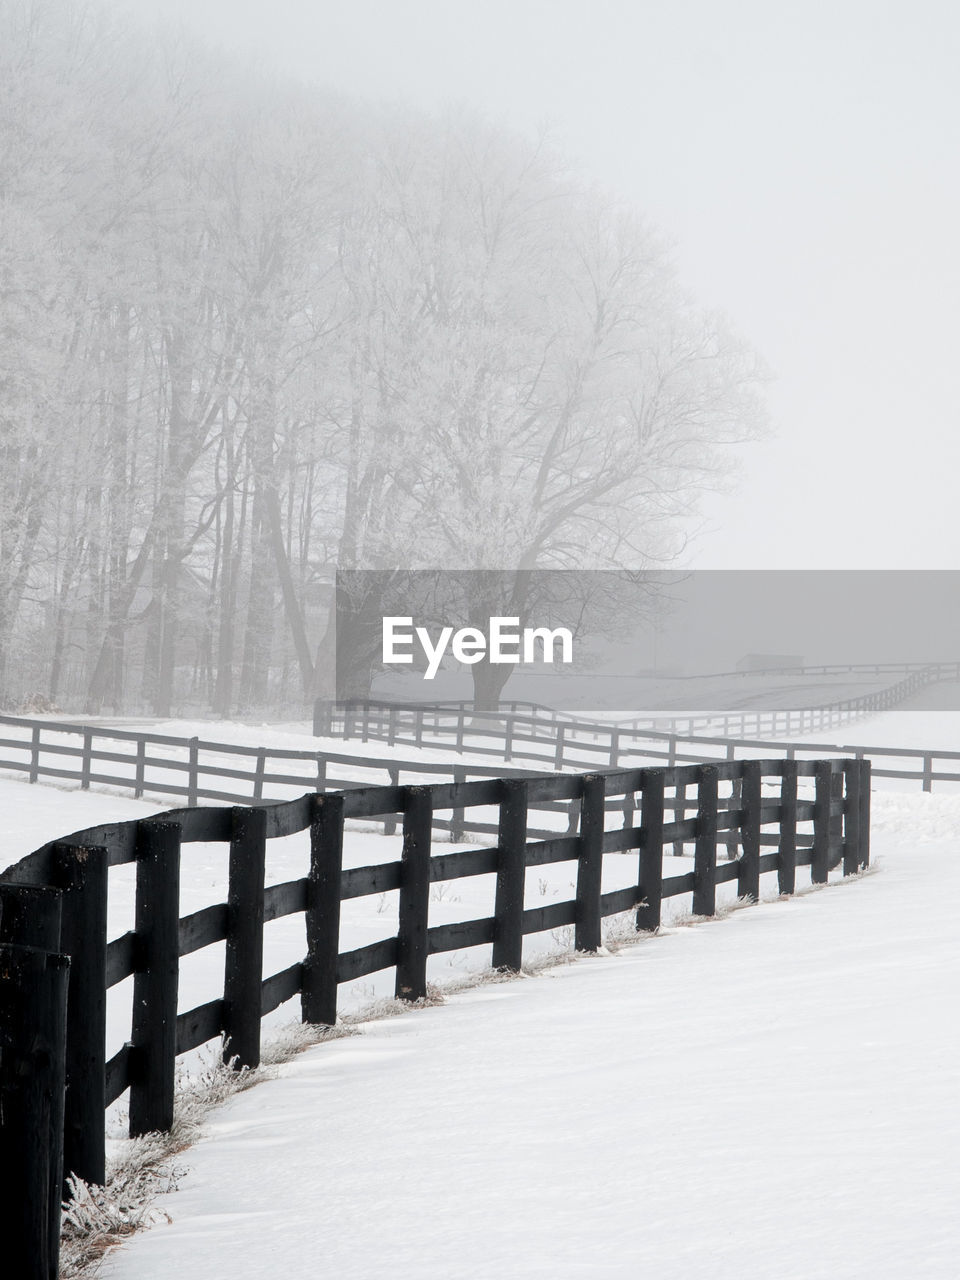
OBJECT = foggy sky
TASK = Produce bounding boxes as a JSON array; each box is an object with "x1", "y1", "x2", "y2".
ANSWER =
[{"x1": 107, "y1": 0, "x2": 960, "y2": 571}]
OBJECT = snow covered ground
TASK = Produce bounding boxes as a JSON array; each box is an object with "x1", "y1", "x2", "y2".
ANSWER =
[{"x1": 93, "y1": 804, "x2": 958, "y2": 1279}]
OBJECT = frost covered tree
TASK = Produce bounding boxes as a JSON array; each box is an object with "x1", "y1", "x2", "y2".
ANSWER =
[
  {"x1": 327, "y1": 115, "x2": 767, "y2": 706},
  {"x1": 0, "y1": 0, "x2": 767, "y2": 715}
]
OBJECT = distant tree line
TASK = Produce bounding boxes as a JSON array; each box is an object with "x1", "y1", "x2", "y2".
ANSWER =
[{"x1": 0, "y1": 0, "x2": 768, "y2": 717}]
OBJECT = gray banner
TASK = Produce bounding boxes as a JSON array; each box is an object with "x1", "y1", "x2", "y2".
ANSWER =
[{"x1": 334, "y1": 570, "x2": 960, "y2": 712}]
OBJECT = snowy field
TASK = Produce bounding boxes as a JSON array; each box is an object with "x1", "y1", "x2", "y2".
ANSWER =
[
  {"x1": 2, "y1": 709, "x2": 958, "y2": 1275},
  {"x1": 90, "y1": 789, "x2": 956, "y2": 1280}
]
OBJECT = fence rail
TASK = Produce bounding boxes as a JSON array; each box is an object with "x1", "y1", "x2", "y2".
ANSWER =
[
  {"x1": 0, "y1": 711, "x2": 539, "y2": 807},
  {"x1": 333, "y1": 660, "x2": 960, "y2": 739},
  {"x1": 319, "y1": 678, "x2": 960, "y2": 792},
  {"x1": 1, "y1": 754, "x2": 869, "y2": 1278}
]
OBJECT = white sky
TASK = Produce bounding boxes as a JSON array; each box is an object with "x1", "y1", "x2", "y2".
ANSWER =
[{"x1": 105, "y1": 0, "x2": 960, "y2": 569}]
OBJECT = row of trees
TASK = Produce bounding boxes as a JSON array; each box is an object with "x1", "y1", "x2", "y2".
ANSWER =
[{"x1": 0, "y1": 0, "x2": 768, "y2": 717}]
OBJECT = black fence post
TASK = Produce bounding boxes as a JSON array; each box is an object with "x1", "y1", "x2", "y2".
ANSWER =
[
  {"x1": 692, "y1": 766, "x2": 719, "y2": 917},
  {"x1": 450, "y1": 765, "x2": 467, "y2": 843},
  {"x1": 672, "y1": 779, "x2": 687, "y2": 859},
  {"x1": 636, "y1": 768, "x2": 665, "y2": 933},
  {"x1": 842, "y1": 759, "x2": 861, "y2": 877},
  {"x1": 575, "y1": 774, "x2": 605, "y2": 952},
  {"x1": 738, "y1": 761, "x2": 761, "y2": 902},
  {"x1": 725, "y1": 775, "x2": 742, "y2": 861},
  {"x1": 53, "y1": 842, "x2": 108, "y2": 1189},
  {"x1": 812, "y1": 761, "x2": 832, "y2": 884},
  {"x1": 859, "y1": 758, "x2": 871, "y2": 869},
  {"x1": 395, "y1": 787, "x2": 432, "y2": 1001},
  {"x1": 778, "y1": 759, "x2": 798, "y2": 896},
  {"x1": 129, "y1": 820, "x2": 182, "y2": 1138},
  {"x1": 829, "y1": 767, "x2": 844, "y2": 868},
  {"x1": 492, "y1": 778, "x2": 528, "y2": 972},
  {"x1": 302, "y1": 793, "x2": 345, "y2": 1027},
  {"x1": 0, "y1": 943, "x2": 70, "y2": 1280},
  {"x1": 0, "y1": 883, "x2": 63, "y2": 951},
  {"x1": 223, "y1": 806, "x2": 267, "y2": 1069}
]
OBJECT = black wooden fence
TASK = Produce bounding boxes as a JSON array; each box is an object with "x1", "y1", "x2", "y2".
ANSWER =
[{"x1": 0, "y1": 754, "x2": 869, "y2": 1278}]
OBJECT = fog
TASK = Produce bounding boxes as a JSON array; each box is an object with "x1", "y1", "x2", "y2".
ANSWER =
[
  {"x1": 108, "y1": 0, "x2": 960, "y2": 568},
  {"x1": 3, "y1": 0, "x2": 957, "y2": 715}
]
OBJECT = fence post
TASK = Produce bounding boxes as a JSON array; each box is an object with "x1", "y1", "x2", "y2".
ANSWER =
[
  {"x1": 29, "y1": 724, "x2": 41, "y2": 782},
  {"x1": 504, "y1": 714, "x2": 514, "y2": 762},
  {"x1": 842, "y1": 759, "x2": 862, "y2": 877},
  {"x1": 316, "y1": 754, "x2": 327, "y2": 792},
  {"x1": 725, "y1": 774, "x2": 741, "y2": 860},
  {"x1": 492, "y1": 778, "x2": 528, "y2": 971},
  {"x1": 636, "y1": 769, "x2": 665, "y2": 933},
  {"x1": 302, "y1": 793, "x2": 344, "y2": 1027},
  {"x1": 135, "y1": 738, "x2": 146, "y2": 798},
  {"x1": 737, "y1": 761, "x2": 761, "y2": 902},
  {"x1": 187, "y1": 737, "x2": 199, "y2": 806},
  {"x1": 812, "y1": 761, "x2": 832, "y2": 884},
  {"x1": 672, "y1": 780, "x2": 687, "y2": 859},
  {"x1": 0, "y1": 883, "x2": 63, "y2": 950},
  {"x1": 396, "y1": 787, "x2": 432, "y2": 1001},
  {"x1": 575, "y1": 774, "x2": 606, "y2": 952},
  {"x1": 692, "y1": 765, "x2": 719, "y2": 917},
  {"x1": 53, "y1": 842, "x2": 108, "y2": 1189},
  {"x1": 223, "y1": 806, "x2": 267, "y2": 1069},
  {"x1": 451, "y1": 765, "x2": 467, "y2": 843},
  {"x1": 385, "y1": 766, "x2": 400, "y2": 836},
  {"x1": 415, "y1": 706, "x2": 424, "y2": 750},
  {"x1": 81, "y1": 728, "x2": 93, "y2": 790},
  {"x1": 128, "y1": 820, "x2": 181, "y2": 1138},
  {"x1": 253, "y1": 749, "x2": 266, "y2": 801},
  {"x1": 859, "y1": 758, "x2": 871, "y2": 869},
  {"x1": 554, "y1": 723, "x2": 565, "y2": 770},
  {"x1": 922, "y1": 754, "x2": 933, "y2": 793},
  {"x1": 0, "y1": 943, "x2": 70, "y2": 1280},
  {"x1": 778, "y1": 759, "x2": 798, "y2": 896}
]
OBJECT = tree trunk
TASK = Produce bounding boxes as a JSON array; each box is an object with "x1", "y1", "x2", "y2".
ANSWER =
[{"x1": 471, "y1": 657, "x2": 514, "y2": 712}]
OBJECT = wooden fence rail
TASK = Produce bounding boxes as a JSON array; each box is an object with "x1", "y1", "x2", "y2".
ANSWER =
[
  {"x1": 327, "y1": 660, "x2": 960, "y2": 739},
  {"x1": 318, "y1": 684, "x2": 960, "y2": 792},
  {"x1": 1, "y1": 755, "x2": 869, "y2": 1277}
]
